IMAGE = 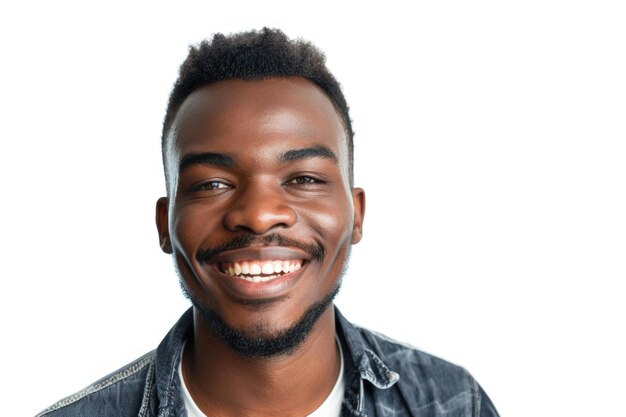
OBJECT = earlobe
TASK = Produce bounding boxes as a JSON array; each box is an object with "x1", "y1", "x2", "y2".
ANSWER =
[
  {"x1": 160, "y1": 236, "x2": 172, "y2": 254},
  {"x1": 351, "y1": 188, "x2": 366, "y2": 244},
  {"x1": 156, "y1": 197, "x2": 173, "y2": 254}
]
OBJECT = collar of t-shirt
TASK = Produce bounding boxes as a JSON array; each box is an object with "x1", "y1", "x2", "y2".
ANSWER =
[{"x1": 179, "y1": 337, "x2": 345, "y2": 417}]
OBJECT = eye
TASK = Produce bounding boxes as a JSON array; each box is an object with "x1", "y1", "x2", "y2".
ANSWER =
[
  {"x1": 287, "y1": 176, "x2": 319, "y2": 185},
  {"x1": 285, "y1": 175, "x2": 330, "y2": 187},
  {"x1": 190, "y1": 180, "x2": 231, "y2": 192},
  {"x1": 283, "y1": 175, "x2": 329, "y2": 192}
]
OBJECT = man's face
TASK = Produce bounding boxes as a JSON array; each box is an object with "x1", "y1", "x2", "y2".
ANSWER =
[{"x1": 156, "y1": 78, "x2": 364, "y2": 354}]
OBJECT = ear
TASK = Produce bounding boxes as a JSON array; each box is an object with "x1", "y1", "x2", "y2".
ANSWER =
[
  {"x1": 156, "y1": 197, "x2": 173, "y2": 254},
  {"x1": 351, "y1": 188, "x2": 366, "y2": 244}
]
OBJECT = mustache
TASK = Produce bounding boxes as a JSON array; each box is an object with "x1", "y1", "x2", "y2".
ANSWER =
[{"x1": 196, "y1": 233, "x2": 325, "y2": 264}]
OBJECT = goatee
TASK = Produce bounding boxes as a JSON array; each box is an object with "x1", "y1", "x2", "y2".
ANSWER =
[{"x1": 182, "y1": 281, "x2": 341, "y2": 358}]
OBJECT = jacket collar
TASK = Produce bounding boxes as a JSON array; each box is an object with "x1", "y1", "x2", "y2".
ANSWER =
[
  {"x1": 151, "y1": 308, "x2": 193, "y2": 417},
  {"x1": 335, "y1": 307, "x2": 400, "y2": 390}
]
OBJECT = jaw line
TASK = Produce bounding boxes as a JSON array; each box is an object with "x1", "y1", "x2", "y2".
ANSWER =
[
  {"x1": 174, "y1": 245, "x2": 350, "y2": 358},
  {"x1": 188, "y1": 279, "x2": 343, "y2": 358}
]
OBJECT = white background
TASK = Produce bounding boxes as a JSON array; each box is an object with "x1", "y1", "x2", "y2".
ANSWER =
[{"x1": 1, "y1": 1, "x2": 624, "y2": 416}]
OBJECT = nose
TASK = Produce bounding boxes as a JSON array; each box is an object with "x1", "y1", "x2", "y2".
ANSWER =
[{"x1": 223, "y1": 183, "x2": 297, "y2": 234}]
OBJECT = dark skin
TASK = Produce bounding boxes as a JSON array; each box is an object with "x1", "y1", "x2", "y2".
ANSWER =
[{"x1": 156, "y1": 77, "x2": 365, "y2": 416}]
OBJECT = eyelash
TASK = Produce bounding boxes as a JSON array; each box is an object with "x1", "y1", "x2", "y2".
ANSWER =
[
  {"x1": 285, "y1": 175, "x2": 325, "y2": 185},
  {"x1": 190, "y1": 180, "x2": 231, "y2": 192},
  {"x1": 188, "y1": 175, "x2": 326, "y2": 194}
]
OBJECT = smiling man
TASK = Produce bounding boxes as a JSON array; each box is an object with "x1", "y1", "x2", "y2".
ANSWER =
[{"x1": 38, "y1": 28, "x2": 499, "y2": 417}]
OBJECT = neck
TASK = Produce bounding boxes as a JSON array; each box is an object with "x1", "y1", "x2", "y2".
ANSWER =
[{"x1": 182, "y1": 307, "x2": 340, "y2": 417}]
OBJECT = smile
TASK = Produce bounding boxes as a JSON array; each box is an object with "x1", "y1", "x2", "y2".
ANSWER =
[{"x1": 219, "y1": 260, "x2": 304, "y2": 283}]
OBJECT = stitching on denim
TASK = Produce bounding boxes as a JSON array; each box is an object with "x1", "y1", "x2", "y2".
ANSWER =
[
  {"x1": 358, "y1": 376, "x2": 365, "y2": 412},
  {"x1": 138, "y1": 358, "x2": 156, "y2": 417},
  {"x1": 160, "y1": 343, "x2": 184, "y2": 416},
  {"x1": 470, "y1": 374, "x2": 480, "y2": 417},
  {"x1": 343, "y1": 397, "x2": 367, "y2": 417},
  {"x1": 35, "y1": 352, "x2": 154, "y2": 416}
]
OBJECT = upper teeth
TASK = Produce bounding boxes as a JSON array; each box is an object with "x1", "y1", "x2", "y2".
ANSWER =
[{"x1": 221, "y1": 260, "x2": 302, "y2": 282}]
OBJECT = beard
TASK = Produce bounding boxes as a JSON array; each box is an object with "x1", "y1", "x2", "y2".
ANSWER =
[
  {"x1": 181, "y1": 280, "x2": 341, "y2": 358},
  {"x1": 176, "y1": 234, "x2": 351, "y2": 358}
]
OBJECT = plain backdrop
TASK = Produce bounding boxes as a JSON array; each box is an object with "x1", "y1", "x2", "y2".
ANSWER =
[{"x1": 1, "y1": 1, "x2": 624, "y2": 416}]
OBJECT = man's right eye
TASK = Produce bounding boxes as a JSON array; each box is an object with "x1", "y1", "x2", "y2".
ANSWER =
[{"x1": 190, "y1": 181, "x2": 230, "y2": 192}]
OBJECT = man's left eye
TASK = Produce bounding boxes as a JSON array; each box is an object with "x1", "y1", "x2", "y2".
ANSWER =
[{"x1": 287, "y1": 176, "x2": 320, "y2": 185}]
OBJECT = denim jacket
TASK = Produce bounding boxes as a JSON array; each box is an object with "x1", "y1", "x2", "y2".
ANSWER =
[{"x1": 37, "y1": 307, "x2": 499, "y2": 417}]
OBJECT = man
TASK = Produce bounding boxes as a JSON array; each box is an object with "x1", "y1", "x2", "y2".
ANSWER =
[{"x1": 38, "y1": 28, "x2": 499, "y2": 417}]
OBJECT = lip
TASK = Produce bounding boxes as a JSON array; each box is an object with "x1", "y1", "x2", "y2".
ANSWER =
[
  {"x1": 208, "y1": 246, "x2": 311, "y2": 264},
  {"x1": 204, "y1": 246, "x2": 311, "y2": 301}
]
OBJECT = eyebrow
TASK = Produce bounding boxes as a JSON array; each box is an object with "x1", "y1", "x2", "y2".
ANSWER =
[
  {"x1": 178, "y1": 145, "x2": 338, "y2": 172},
  {"x1": 279, "y1": 146, "x2": 338, "y2": 164},
  {"x1": 179, "y1": 152, "x2": 235, "y2": 172}
]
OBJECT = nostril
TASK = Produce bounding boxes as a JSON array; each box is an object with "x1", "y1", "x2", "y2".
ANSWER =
[{"x1": 223, "y1": 202, "x2": 297, "y2": 234}]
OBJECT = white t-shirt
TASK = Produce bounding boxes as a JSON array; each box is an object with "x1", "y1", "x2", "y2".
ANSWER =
[{"x1": 179, "y1": 339, "x2": 345, "y2": 417}]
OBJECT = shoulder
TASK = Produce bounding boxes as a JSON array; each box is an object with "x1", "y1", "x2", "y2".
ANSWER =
[
  {"x1": 353, "y1": 325, "x2": 499, "y2": 416},
  {"x1": 356, "y1": 325, "x2": 471, "y2": 387},
  {"x1": 36, "y1": 351, "x2": 155, "y2": 417}
]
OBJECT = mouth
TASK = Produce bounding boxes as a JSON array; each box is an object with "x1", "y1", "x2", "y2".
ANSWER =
[
  {"x1": 206, "y1": 247, "x2": 312, "y2": 299},
  {"x1": 218, "y1": 259, "x2": 305, "y2": 283}
]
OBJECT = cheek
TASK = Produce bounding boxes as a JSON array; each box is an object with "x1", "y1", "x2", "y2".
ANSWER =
[
  {"x1": 314, "y1": 211, "x2": 352, "y2": 241},
  {"x1": 169, "y1": 206, "x2": 206, "y2": 280},
  {"x1": 170, "y1": 206, "x2": 224, "y2": 303},
  {"x1": 301, "y1": 195, "x2": 354, "y2": 252},
  {"x1": 171, "y1": 203, "x2": 219, "y2": 248}
]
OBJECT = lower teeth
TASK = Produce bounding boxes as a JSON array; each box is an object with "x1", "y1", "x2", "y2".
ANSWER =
[{"x1": 238, "y1": 273, "x2": 284, "y2": 282}]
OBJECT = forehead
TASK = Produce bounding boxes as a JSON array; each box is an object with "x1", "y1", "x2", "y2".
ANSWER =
[{"x1": 166, "y1": 77, "x2": 348, "y2": 170}]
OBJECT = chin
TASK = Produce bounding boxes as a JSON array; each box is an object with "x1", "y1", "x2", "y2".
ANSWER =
[{"x1": 183, "y1": 279, "x2": 341, "y2": 358}]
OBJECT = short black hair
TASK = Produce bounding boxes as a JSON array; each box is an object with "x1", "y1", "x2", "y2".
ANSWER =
[{"x1": 162, "y1": 27, "x2": 354, "y2": 185}]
